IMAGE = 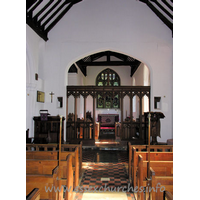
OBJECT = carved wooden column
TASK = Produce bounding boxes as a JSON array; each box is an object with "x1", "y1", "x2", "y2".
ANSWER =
[
  {"x1": 129, "y1": 92, "x2": 133, "y2": 139},
  {"x1": 120, "y1": 91, "x2": 124, "y2": 139},
  {"x1": 93, "y1": 94, "x2": 96, "y2": 140},
  {"x1": 66, "y1": 96, "x2": 68, "y2": 140},
  {"x1": 83, "y1": 95, "x2": 87, "y2": 139},
  {"x1": 139, "y1": 92, "x2": 143, "y2": 140},
  {"x1": 74, "y1": 92, "x2": 78, "y2": 139}
]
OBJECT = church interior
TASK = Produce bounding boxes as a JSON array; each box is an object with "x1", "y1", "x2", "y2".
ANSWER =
[{"x1": 25, "y1": 0, "x2": 176, "y2": 199}]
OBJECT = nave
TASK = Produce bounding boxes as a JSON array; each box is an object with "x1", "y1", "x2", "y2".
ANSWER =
[
  {"x1": 74, "y1": 149, "x2": 135, "y2": 200},
  {"x1": 26, "y1": 141, "x2": 173, "y2": 200}
]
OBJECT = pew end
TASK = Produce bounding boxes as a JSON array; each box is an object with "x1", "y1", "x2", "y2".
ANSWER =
[
  {"x1": 26, "y1": 188, "x2": 40, "y2": 200},
  {"x1": 26, "y1": 166, "x2": 60, "y2": 200},
  {"x1": 164, "y1": 190, "x2": 173, "y2": 200}
]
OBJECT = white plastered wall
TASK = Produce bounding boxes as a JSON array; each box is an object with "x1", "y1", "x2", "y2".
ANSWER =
[{"x1": 26, "y1": 0, "x2": 173, "y2": 142}]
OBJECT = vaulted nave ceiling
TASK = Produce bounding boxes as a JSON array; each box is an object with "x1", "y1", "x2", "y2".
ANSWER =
[
  {"x1": 69, "y1": 51, "x2": 141, "y2": 77},
  {"x1": 26, "y1": 0, "x2": 83, "y2": 41},
  {"x1": 139, "y1": 0, "x2": 173, "y2": 32},
  {"x1": 26, "y1": 0, "x2": 173, "y2": 41}
]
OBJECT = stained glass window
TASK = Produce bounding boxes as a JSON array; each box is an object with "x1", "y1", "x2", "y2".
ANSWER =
[{"x1": 96, "y1": 68, "x2": 120, "y2": 108}]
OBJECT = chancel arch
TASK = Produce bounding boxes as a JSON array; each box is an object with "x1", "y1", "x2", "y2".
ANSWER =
[{"x1": 66, "y1": 50, "x2": 151, "y2": 145}]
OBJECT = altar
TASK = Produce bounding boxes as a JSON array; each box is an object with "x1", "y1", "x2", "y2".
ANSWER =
[
  {"x1": 98, "y1": 114, "x2": 119, "y2": 128},
  {"x1": 98, "y1": 114, "x2": 119, "y2": 138}
]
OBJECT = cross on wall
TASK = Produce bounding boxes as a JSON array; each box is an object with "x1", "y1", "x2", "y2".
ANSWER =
[{"x1": 49, "y1": 92, "x2": 54, "y2": 103}]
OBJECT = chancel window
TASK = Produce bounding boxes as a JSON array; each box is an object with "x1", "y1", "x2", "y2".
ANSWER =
[{"x1": 96, "y1": 68, "x2": 120, "y2": 108}]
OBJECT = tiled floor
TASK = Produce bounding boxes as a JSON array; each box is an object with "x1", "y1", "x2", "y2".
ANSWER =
[
  {"x1": 74, "y1": 150, "x2": 135, "y2": 200},
  {"x1": 82, "y1": 150, "x2": 129, "y2": 163}
]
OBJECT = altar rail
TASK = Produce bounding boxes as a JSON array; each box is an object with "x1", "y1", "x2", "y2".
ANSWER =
[{"x1": 66, "y1": 121, "x2": 148, "y2": 143}]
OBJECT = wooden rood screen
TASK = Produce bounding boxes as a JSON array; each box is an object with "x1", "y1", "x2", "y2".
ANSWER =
[{"x1": 66, "y1": 86, "x2": 150, "y2": 144}]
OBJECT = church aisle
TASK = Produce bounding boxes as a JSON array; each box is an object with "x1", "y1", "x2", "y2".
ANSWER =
[{"x1": 73, "y1": 150, "x2": 135, "y2": 200}]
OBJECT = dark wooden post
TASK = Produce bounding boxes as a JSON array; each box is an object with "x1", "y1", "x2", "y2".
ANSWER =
[
  {"x1": 120, "y1": 91, "x2": 124, "y2": 139},
  {"x1": 139, "y1": 93, "x2": 143, "y2": 140},
  {"x1": 66, "y1": 96, "x2": 68, "y2": 139},
  {"x1": 147, "y1": 112, "x2": 151, "y2": 179},
  {"x1": 93, "y1": 95, "x2": 96, "y2": 139},
  {"x1": 58, "y1": 116, "x2": 62, "y2": 167},
  {"x1": 130, "y1": 93, "x2": 133, "y2": 139},
  {"x1": 83, "y1": 96, "x2": 87, "y2": 139},
  {"x1": 74, "y1": 92, "x2": 77, "y2": 139}
]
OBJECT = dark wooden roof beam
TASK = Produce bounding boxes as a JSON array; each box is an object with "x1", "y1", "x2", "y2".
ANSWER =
[
  {"x1": 90, "y1": 52, "x2": 107, "y2": 61},
  {"x1": 150, "y1": 0, "x2": 172, "y2": 19},
  {"x1": 83, "y1": 56, "x2": 91, "y2": 62},
  {"x1": 26, "y1": 17, "x2": 48, "y2": 41},
  {"x1": 41, "y1": 1, "x2": 68, "y2": 30},
  {"x1": 130, "y1": 61, "x2": 141, "y2": 77},
  {"x1": 161, "y1": 0, "x2": 173, "y2": 11},
  {"x1": 78, "y1": 61, "x2": 140, "y2": 66},
  {"x1": 147, "y1": 1, "x2": 173, "y2": 31},
  {"x1": 76, "y1": 62, "x2": 87, "y2": 76},
  {"x1": 106, "y1": 51, "x2": 110, "y2": 62},
  {"x1": 37, "y1": 1, "x2": 62, "y2": 25},
  {"x1": 27, "y1": 0, "x2": 37, "y2": 10},
  {"x1": 46, "y1": 0, "x2": 82, "y2": 33},
  {"x1": 68, "y1": 64, "x2": 78, "y2": 73},
  {"x1": 138, "y1": 0, "x2": 173, "y2": 33},
  {"x1": 27, "y1": 0, "x2": 43, "y2": 18},
  {"x1": 110, "y1": 52, "x2": 127, "y2": 61},
  {"x1": 33, "y1": 0, "x2": 54, "y2": 22}
]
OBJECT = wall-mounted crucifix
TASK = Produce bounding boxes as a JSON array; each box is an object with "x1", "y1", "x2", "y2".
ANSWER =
[{"x1": 49, "y1": 92, "x2": 54, "y2": 103}]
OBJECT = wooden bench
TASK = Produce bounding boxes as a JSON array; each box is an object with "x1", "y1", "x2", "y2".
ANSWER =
[
  {"x1": 151, "y1": 168, "x2": 173, "y2": 200},
  {"x1": 62, "y1": 143, "x2": 82, "y2": 177},
  {"x1": 26, "y1": 154, "x2": 73, "y2": 200},
  {"x1": 163, "y1": 191, "x2": 173, "y2": 200},
  {"x1": 128, "y1": 142, "x2": 173, "y2": 180},
  {"x1": 26, "y1": 142, "x2": 82, "y2": 177},
  {"x1": 26, "y1": 147, "x2": 79, "y2": 188},
  {"x1": 131, "y1": 147, "x2": 173, "y2": 187},
  {"x1": 26, "y1": 188, "x2": 40, "y2": 200},
  {"x1": 26, "y1": 165, "x2": 61, "y2": 200},
  {"x1": 135, "y1": 155, "x2": 173, "y2": 200}
]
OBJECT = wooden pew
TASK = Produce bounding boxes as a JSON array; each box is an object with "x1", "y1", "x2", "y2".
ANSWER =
[
  {"x1": 26, "y1": 142, "x2": 82, "y2": 177},
  {"x1": 136, "y1": 155, "x2": 144, "y2": 200},
  {"x1": 26, "y1": 188, "x2": 40, "y2": 200},
  {"x1": 26, "y1": 147, "x2": 79, "y2": 188},
  {"x1": 128, "y1": 142, "x2": 173, "y2": 180},
  {"x1": 143, "y1": 160, "x2": 173, "y2": 177},
  {"x1": 151, "y1": 168, "x2": 173, "y2": 200},
  {"x1": 163, "y1": 191, "x2": 173, "y2": 200},
  {"x1": 26, "y1": 165, "x2": 60, "y2": 200},
  {"x1": 131, "y1": 147, "x2": 173, "y2": 188},
  {"x1": 26, "y1": 151, "x2": 58, "y2": 160},
  {"x1": 62, "y1": 143, "x2": 82, "y2": 177},
  {"x1": 135, "y1": 155, "x2": 173, "y2": 200},
  {"x1": 26, "y1": 154, "x2": 73, "y2": 200}
]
